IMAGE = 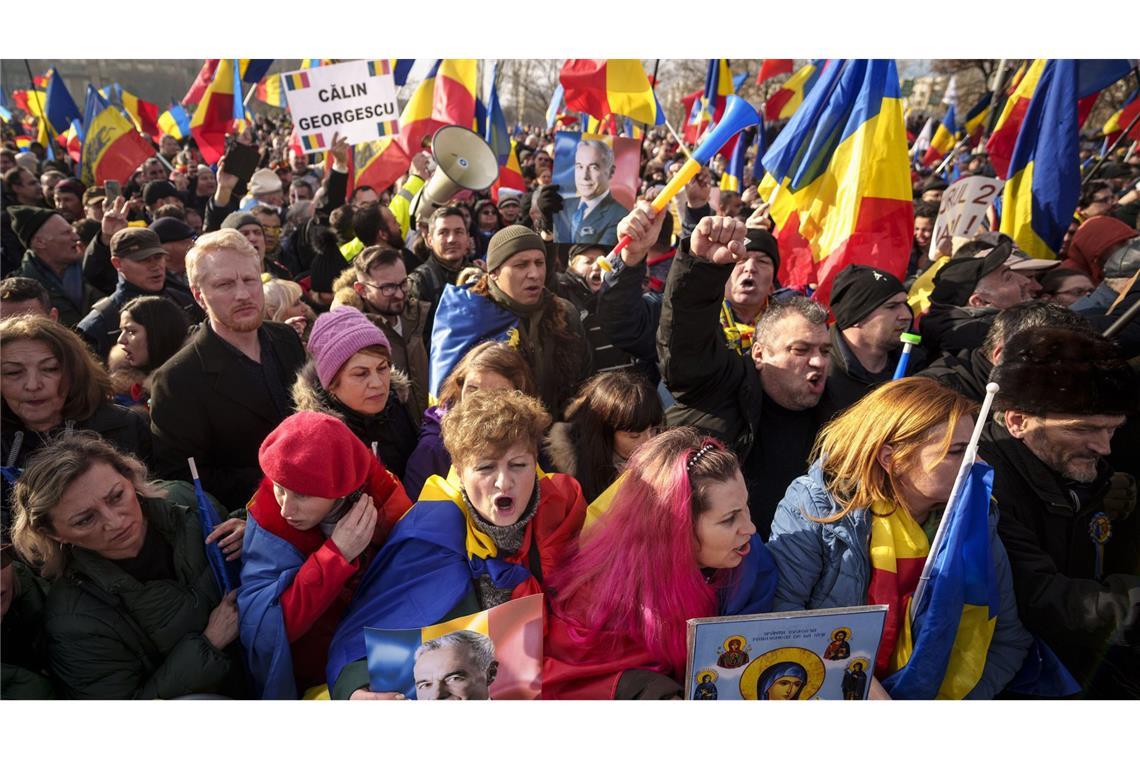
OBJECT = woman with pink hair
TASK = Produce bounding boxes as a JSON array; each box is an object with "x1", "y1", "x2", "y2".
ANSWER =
[{"x1": 543, "y1": 427, "x2": 778, "y2": 699}]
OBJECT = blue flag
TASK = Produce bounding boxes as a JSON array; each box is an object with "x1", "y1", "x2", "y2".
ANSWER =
[
  {"x1": 428, "y1": 284, "x2": 519, "y2": 401},
  {"x1": 484, "y1": 65, "x2": 511, "y2": 167},
  {"x1": 45, "y1": 67, "x2": 82, "y2": 134},
  {"x1": 546, "y1": 83, "x2": 565, "y2": 129},
  {"x1": 191, "y1": 468, "x2": 241, "y2": 594}
]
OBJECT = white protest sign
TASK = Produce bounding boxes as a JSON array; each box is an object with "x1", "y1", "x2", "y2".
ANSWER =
[
  {"x1": 281, "y1": 60, "x2": 400, "y2": 154},
  {"x1": 928, "y1": 175, "x2": 1005, "y2": 259}
]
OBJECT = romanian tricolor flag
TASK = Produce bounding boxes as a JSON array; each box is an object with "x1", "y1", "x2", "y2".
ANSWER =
[
  {"x1": 301, "y1": 133, "x2": 326, "y2": 152},
  {"x1": 961, "y1": 91, "x2": 992, "y2": 146},
  {"x1": 183, "y1": 60, "x2": 219, "y2": 106},
  {"x1": 757, "y1": 59, "x2": 794, "y2": 85},
  {"x1": 283, "y1": 70, "x2": 311, "y2": 91},
  {"x1": 878, "y1": 462, "x2": 1000, "y2": 700},
  {"x1": 719, "y1": 127, "x2": 751, "y2": 193},
  {"x1": 114, "y1": 85, "x2": 161, "y2": 140},
  {"x1": 397, "y1": 60, "x2": 445, "y2": 157},
  {"x1": 255, "y1": 75, "x2": 287, "y2": 108},
  {"x1": 559, "y1": 59, "x2": 664, "y2": 128},
  {"x1": 681, "y1": 88, "x2": 706, "y2": 145},
  {"x1": 922, "y1": 105, "x2": 958, "y2": 167},
  {"x1": 158, "y1": 102, "x2": 192, "y2": 140},
  {"x1": 999, "y1": 60, "x2": 1080, "y2": 260},
  {"x1": 429, "y1": 283, "x2": 520, "y2": 402},
  {"x1": 353, "y1": 137, "x2": 410, "y2": 196},
  {"x1": 79, "y1": 85, "x2": 153, "y2": 187},
  {"x1": 988, "y1": 60, "x2": 1049, "y2": 179},
  {"x1": 764, "y1": 60, "x2": 822, "y2": 122},
  {"x1": 988, "y1": 59, "x2": 1131, "y2": 179},
  {"x1": 240, "y1": 60, "x2": 274, "y2": 84},
  {"x1": 759, "y1": 59, "x2": 912, "y2": 302},
  {"x1": 491, "y1": 139, "x2": 526, "y2": 203},
  {"x1": 1102, "y1": 88, "x2": 1140, "y2": 141},
  {"x1": 431, "y1": 59, "x2": 478, "y2": 128},
  {"x1": 14, "y1": 89, "x2": 50, "y2": 146},
  {"x1": 700, "y1": 59, "x2": 734, "y2": 132},
  {"x1": 44, "y1": 67, "x2": 81, "y2": 135},
  {"x1": 190, "y1": 58, "x2": 242, "y2": 164},
  {"x1": 57, "y1": 118, "x2": 83, "y2": 163}
]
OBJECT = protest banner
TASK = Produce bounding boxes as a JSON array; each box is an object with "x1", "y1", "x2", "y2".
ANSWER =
[
  {"x1": 281, "y1": 60, "x2": 400, "y2": 154},
  {"x1": 929, "y1": 175, "x2": 1006, "y2": 259}
]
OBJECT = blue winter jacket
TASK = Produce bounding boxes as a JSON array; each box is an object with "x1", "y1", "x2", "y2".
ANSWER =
[{"x1": 766, "y1": 461, "x2": 1032, "y2": 699}]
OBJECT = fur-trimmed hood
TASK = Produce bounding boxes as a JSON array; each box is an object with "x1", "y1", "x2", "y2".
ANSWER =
[
  {"x1": 291, "y1": 360, "x2": 413, "y2": 419},
  {"x1": 544, "y1": 421, "x2": 579, "y2": 479}
]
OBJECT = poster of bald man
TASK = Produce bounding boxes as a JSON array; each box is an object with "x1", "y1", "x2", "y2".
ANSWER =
[
  {"x1": 363, "y1": 594, "x2": 544, "y2": 700},
  {"x1": 552, "y1": 132, "x2": 640, "y2": 245}
]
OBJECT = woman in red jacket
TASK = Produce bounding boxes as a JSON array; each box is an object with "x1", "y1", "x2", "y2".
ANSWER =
[{"x1": 237, "y1": 411, "x2": 412, "y2": 699}]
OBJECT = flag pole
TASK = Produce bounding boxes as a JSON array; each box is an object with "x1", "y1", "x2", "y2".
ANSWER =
[
  {"x1": 22, "y1": 60, "x2": 61, "y2": 159},
  {"x1": 982, "y1": 59, "x2": 1010, "y2": 140},
  {"x1": 1081, "y1": 101, "x2": 1140, "y2": 186},
  {"x1": 909, "y1": 381, "x2": 1000, "y2": 622}
]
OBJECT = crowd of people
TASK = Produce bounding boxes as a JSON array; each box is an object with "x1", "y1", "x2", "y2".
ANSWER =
[{"x1": 1, "y1": 96, "x2": 1138, "y2": 701}]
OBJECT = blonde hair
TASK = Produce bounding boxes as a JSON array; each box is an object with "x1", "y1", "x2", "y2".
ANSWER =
[
  {"x1": 185, "y1": 228, "x2": 260, "y2": 289},
  {"x1": 0, "y1": 315, "x2": 111, "y2": 422},
  {"x1": 262, "y1": 278, "x2": 304, "y2": 322},
  {"x1": 441, "y1": 389, "x2": 551, "y2": 470},
  {"x1": 11, "y1": 432, "x2": 164, "y2": 578},
  {"x1": 810, "y1": 377, "x2": 977, "y2": 522}
]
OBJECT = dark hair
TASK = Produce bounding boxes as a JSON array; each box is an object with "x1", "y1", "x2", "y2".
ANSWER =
[
  {"x1": 548, "y1": 370, "x2": 664, "y2": 502},
  {"x1": 329, "y1": 205, "x2": 356, "y2": 245},
  {"x1": 352, "y1": 204, "x2": 385, "y2": 247},
  {"x1": 437, "y1": 341, "x2": 536, "y2": 410},
  {"x1": 1079, "y1": 180, "x2": 1112, "y2": 208},
  {"x1": 349, "y1": 185, "x2": 377, "y2": 202},
  {"x1": 120, "y1": 296, "x2": 191, "y2": 371},
  {"x1": 152, "y1": 203, "x2": 186, "y2": 221},
  {"x1": 429, "y1": 205, "x2": 467, "y2": 229},
  {"x1": 0, "y1": 277, "x2": 51, "y2": 311},
  {"x1": 982, "y1": 301, "x2": 1093, "y2": 358},
  {"x1": 913, "y1": 200, "x2": 940, "y2": 221},
  {"x1": 755, "y1": 295, "x2": 829, "y2": 341},
  {"x1": 354, "y1": 245, "x2": 403, "y2": 277},
  {"x1": 1038, "y1": 267, "x2": 1089, "y2": 297},
  {"x1": 73, "y1": 219, "x2": 101, "y2": 248}
]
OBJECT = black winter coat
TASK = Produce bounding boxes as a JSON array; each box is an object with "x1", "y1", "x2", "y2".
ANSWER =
[
  {"x1": 148, "y1": 321, "x2": 306, "y2": 512},
  {"x1": 978, "y1": 421, "x2": 1140, "y2": 698}
]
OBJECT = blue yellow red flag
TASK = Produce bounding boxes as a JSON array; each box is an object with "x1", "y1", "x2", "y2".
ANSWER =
[
  {"x1": 999, "y1": 60, "x2": 1080, "y2": 260},
  {"x1": 719, "y1": 127, "x2": 751, "y2": 193},
  {"x1": 79, "y1": 85, "x2": 154, "y2": 186},
  {"x1": 428, "y1": 283, "x2": 520, "y2": 402},
  {"x1": 190, "y1": 58, "x2": 240, "y2": 164},
  {"x1": 881, "y1": 462, "x2": 999, "y2": 699},
  {"x1": 397, "y1": 60, "x2": 445, "y2": 157},
  {"x1": 255, "y1": 75, "x2": 287, "y2": 109},
  {"x1": 922, "y1": 105, "x2": 958, "y2": 167},
  {"x1": 1102, "y1": 88, "x2": 1140, "y2": 140},
  {"x1": 432, "y1": 59, "x2": 478, "y2": 129},
  {"x1": 764, "y1": 60, "x2": 822, "y2": 122},
  {"x1": 158, "y1": 102, "x2": 192, "y2": 140},
  {"x1": 759, "y1": 59, "x2": 913, "y2": 302},
  {"x1": 962, "y1": 91, "x2": 992, "y2": 145}
]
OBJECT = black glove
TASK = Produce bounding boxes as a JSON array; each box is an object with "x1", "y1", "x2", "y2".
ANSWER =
[
  {"x1": 534, "y1": 184, "x2": 564, "y2": 227},
  {"x1": 1103, "y1": 472, "x2": 1136, "y2": 522}
]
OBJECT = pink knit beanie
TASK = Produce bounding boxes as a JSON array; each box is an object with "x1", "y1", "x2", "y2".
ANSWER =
[{"x1": 306, "y1": 307, "x2": 390, "y2": 389}]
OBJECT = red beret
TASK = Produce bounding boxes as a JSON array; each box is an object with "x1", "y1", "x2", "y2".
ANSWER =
[{"x1": 258, "y1": 412, "x2": 372, "y2": 499}]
